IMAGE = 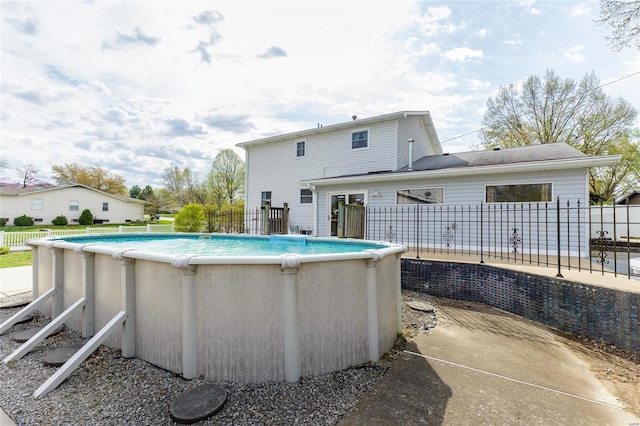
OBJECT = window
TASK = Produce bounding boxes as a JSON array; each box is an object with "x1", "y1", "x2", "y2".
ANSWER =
[
  {"x1": 351, "y1": 129, "x2": 368, "y2": 149},
  {"x1": 32, "y1": 198, "x2": 44, "y2": 210},
  {"x1": 300, "y1": 188, "x2": 313, "y2": 204},
  {"x1": 396, "y1": 188, "x2": 444, "y2": 204},
  {"x1": 485, "y1": 183, "x2": 552, "y2": 203},
  {"x1": 261, "y1": 191, "x2": 272, "y2": 206},
  {"x1": 296, "y1": 140, "x2": 306, "y2": 157},
  {"x1": 102, "y1": 202, "x2": 109, "y2": 212},
  {"x1": 69, "y1": 200, "x2": 79, "y2": 211}
]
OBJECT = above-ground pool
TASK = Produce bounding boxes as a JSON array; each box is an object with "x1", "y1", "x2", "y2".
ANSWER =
[{"x1": 24, "y1": 233, "x2": 406, "y2": 387}]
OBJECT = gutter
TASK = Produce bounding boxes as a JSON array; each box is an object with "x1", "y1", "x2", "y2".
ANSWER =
[{"x1": 301, "y1": 155, "x2": 622, "y2": 187}]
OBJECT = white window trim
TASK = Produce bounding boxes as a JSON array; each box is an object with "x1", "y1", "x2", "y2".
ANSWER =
[
  {"x1": 260, "y1": 190, "x2": 273, "y2": 206},
  {"x1": 395, "y1": 187, "x2": 446, "y2": 205},
  {"x1": 31, "y1": 198, "x2": 44, "y2": 210},
  {"x1": 295, "y1": 140, "x2": 306, "y2": 158},
  {"x1": 299, "y1": 188, "x2": 313, "y2": 205},
  {"x1": 102, "y1": 202, "x2": 109, "y2": 212},
  {"x1": 350, "y1": 127, "x2": 370, "y2": 150},
  {"x1": 69, "y1": 200, "x2": 79, "y2": 211},
  {"x1": 484, "y1": 182, "x2": 554, "y2": 204}
]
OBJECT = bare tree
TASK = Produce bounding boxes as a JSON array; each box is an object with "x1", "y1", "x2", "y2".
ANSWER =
[
  {"x1": 162, "y1": 165, "x2": 197, "y2": 207},
  {"x1": 15, "y1": 165, "x2": 41, "y2": 188},
  {"x1": 207, "y1": 149, "x2": 245, "y2": 206},
  {"x1": 480, "y1": 69, "x2": 638, "y2": 203},
  {"x1": 597, "y1": 0, "x2": 640, "y2": 51},
  {"x1": 51, "y1": 163, "x2": 127, "y2": 195}
]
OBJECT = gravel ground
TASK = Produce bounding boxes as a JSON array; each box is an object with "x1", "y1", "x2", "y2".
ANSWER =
[{"x1": 0, "y1": 291, "x2": 438, "y2": 426}]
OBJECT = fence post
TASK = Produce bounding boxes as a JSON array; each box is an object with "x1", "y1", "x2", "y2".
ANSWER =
[
  {"x1": 480, "y1": 203, "x2": 484, "y2": 264},
  {"x1": 337, "y1": 198, "x2": 345, "y2": 238},
  {"x1": 119, "y1": 225, "x2": 123, "y2": 233},
  {"x1": 0, "y1": 231, "x2": 4, "y2": 248},
  {"x1": 556, "y1": 197, "x2": 563, "y2": 278},
  {"x1": 146, "y1": 224, "x2": 151, "y2": 233}
]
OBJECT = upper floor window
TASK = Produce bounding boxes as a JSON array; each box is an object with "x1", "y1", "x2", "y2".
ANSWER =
[
  {"x1": 351, "y1": 129, "x2": 369, "y2": 149},
  {"x1": 396, "y1": 188, "x2": 444, "y2": 204},
  {"x1": 300, "y1": 188, "x2": 313, "y2": 204},
  {"x1": 485, "y1": 183, "x2": 552, "y2": 203},
  {"x1": 69, "y1": 200, "x2": 79, "y2": 211},
  {"x1": 31, "y1": 198, "x2": 44, "y2": 210},
  {"x1": 296, "y1": 140, "x2": 306, "y2": 158},
  {"x1": 261, "y1": 191, "x2": 272, "y2": 206},
  {"x1": 102, "y1": 202, "x2": 109, "y2": 212}
]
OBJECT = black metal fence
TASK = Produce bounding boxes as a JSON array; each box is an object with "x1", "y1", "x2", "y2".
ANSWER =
[{"x1": 365, "y1": 198, "x2": 640, "y2": 279}]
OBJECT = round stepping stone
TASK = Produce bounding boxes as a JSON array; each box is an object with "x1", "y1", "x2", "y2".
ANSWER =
[
  {"x1": 12, "y1": 325, "x2": 63, "y2": 343},
  {"x1": 0, "y1": 313, "x2": 33, "y2": 325},
  {"x1": 0, "y1": 291, "x2": 32, "y2": 308},
  {"x1": 407, "y1": 301, "x2": 436, "y2": 313},
  {"x1": 170, "y1": 384, "x2": 227, "y2": 424},
  {"x1": 44, "y1": 344, "x2": 84, "y2": 367}
]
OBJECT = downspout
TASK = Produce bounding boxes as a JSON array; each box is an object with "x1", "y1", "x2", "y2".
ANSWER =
[
  {"x1": 408, "y1": 138, "x2": 414, "y2": 172},
  {"x1": 307, "y1": 183, "x2": 317, "y2": 236}
]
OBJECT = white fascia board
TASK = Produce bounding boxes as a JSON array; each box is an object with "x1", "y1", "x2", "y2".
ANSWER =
[
  {"x1": 236, "y1": 111, "x2": 432, "y2": 148},
  {"x1": 301, "y1": 155, "x2": 622, "y2": 186}
]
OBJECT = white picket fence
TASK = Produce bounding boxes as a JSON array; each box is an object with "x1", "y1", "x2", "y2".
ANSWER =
[{"x1": 0, "y1": 224, "x2": 175, "y2": 251}]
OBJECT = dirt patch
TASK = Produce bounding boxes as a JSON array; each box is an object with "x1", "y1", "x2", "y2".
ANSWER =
[{"x1": 560, "y1": 335, "x2": 640, "y2": 418}]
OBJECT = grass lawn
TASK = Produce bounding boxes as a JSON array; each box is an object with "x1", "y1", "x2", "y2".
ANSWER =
[{"x1": 0, "y1": 251, "x2": 32, "y2": 268}]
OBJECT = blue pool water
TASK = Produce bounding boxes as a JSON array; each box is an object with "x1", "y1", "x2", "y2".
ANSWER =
[{"x1": 53, "y1": 234, "x2": 388, "y2": 256}]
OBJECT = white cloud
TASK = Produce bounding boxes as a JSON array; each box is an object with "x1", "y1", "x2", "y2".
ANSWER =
[
  {"x1": 416, "y1": 6, "x2": 457, "y2": 37},
  {"x1": 443, "y1": 47, "x2": 483, "y2": 62},
  {"x1": 504, "y1": 35, "x2": 523, "y2": 46},
  {"x1": 563, "y1": 45, "x2": 586, "y2": 63},
  {"x1": 519, "y1": 0, "x2": 542, "y2": 14},
  {"x1": 476, "y1": 28, "x2": 491, "y2": 38},
  {"x1": 570, "y1": 4, "x2": 590, "y2": 17}
]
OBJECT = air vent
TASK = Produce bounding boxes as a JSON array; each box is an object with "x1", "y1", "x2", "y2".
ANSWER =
[
  {"x1": 443, "y1": 153, "x2": 450, "y2": 156},
  {"x1": 493, "y1": 147, "x2": 501, "y2": 151}
]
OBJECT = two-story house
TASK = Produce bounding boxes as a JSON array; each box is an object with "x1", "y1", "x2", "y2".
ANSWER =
[{"x1": 237, "y1": 111, "x2": 619, "y2": 238}]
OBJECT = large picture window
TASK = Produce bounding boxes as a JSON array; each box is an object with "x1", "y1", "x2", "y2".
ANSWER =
[
  {"x1": 396, "y1": 188, "x2": 444, "y2": 204},
  {"x1": 485, "y1": 183, "x2": 552, "y2": 203},
  {"x1": 351, "y1": 129, "x2": 368, "y2": 149}
]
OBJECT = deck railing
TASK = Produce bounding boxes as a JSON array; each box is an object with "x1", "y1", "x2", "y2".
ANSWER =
[{"x1": 365, "y1": 198, "x2": 640, "y2": 279}]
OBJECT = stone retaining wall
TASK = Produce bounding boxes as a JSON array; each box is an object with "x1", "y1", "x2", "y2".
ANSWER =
[{"x1": 402, "y1": 259, "x2": 639, "y2": 353}]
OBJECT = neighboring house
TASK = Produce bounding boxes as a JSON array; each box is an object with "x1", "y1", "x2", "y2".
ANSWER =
[
  {"x1": 237, "y1": 111, "x2": 619, "y2": 237},
  {"x1": 0, "y1": 183, "x2": 145, "y2": 225},
  {"x1": 615, "y1": 190, "x2": 640, "y2": 205}
]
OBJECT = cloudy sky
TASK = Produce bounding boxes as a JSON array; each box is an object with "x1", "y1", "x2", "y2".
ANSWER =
[{"x1": 1, "y1": 1, "x2": 639, "y2": 189}]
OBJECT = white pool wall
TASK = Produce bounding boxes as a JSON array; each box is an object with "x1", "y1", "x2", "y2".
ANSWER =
[{"x1": 28, "y1": 234, "x2": 406, "y2": 383}]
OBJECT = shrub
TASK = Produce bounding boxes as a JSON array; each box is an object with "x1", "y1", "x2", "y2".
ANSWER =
[
  {"x1": 0, "y1": 218, "x2": 6, "y2": 227},
  {"x1": 52, "y1": 215, "x2": 68, "y2": 226},
  {"x1": 0, "y1": 247, "x2": 10, "y2": 255},
  {"x1": 174, "y1": 204, "x2": 206, "y2": 232},
  {"x1": 13, "y1": 215, "x2": 34, "y2": 226},
  {"x1": 78, "y1": 209, "x2": 93, "y2": 225}
]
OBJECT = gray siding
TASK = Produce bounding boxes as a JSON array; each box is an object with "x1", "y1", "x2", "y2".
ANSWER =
[
  {"x1": 244, "y1": 120, "x2": 402, "y2": 233},
  {"x1": 314, "y1": 169, "x2": 588, "y2": 237},
  {"x1": 397, "y1": 115, "x2": 440, "y2": 169}
]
